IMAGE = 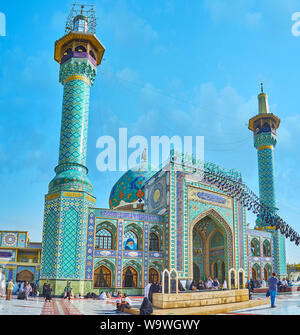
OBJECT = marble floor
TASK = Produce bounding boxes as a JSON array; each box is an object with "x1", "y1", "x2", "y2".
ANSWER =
[
  {"x1": 0, "y1": 293, "x2": 299, "y2": 315},
  {"x1": 220, "y1": 292, "x2": 300, "y2": 315},
  {"x1": 0, "y1": 295, "x2": 143, "y2": 315}
]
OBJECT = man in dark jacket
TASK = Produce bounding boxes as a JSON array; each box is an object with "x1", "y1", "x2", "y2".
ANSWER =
[{"x1": 268, "y1": 272, "x2": 278, "y2": 308}]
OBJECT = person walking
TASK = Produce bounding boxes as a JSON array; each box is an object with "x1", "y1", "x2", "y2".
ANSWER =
[
  {"x1": 24, "y1": 282, "x2": 32, "y2": 300},
  {"x1": 0, "y1": 278, "x2": 6, "y2": 297},
  {"x1": 44, "y1": 283, "x2": 52, "y2": 302},
  {"x1": 64, "y1": 281, "x2": 72, "y2": 300},
  {"x1": 6, "y1": 280, "x2": 14, "y2": 300},
  {"x1": 268, "y1": 272, "x2": 278, "y2": 308}
]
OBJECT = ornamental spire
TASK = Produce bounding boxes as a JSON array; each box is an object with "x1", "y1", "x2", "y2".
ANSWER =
[{"x1": 258, "y1": 83, "x2": 269, "y2": 114}]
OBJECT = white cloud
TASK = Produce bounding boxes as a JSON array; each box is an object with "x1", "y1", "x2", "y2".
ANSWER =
[
  {"x1": 203, "y1": 0, "x2": 262, "y2": 29},
  {"x1": 98, "y1": 1, "x2": 158, "y2": 47},
  {"x1": 116, "y1": 67, "x2": 139, "y2": 83},
  {"x1": 246, "y1": 12, "x2": 262, "y2": 28}
]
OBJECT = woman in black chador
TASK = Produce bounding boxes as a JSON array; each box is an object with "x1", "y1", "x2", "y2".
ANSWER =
[
  {"x1": 148, "y1": 281, "x2": 160, "y2": 303},
  {"x1": 140, "y1": 297, "x2": 153, "y2": 315}
]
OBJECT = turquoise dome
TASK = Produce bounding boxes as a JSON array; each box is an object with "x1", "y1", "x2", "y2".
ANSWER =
[{"x1": 109, "y1": 162, "x2": 156, "y2": 209}]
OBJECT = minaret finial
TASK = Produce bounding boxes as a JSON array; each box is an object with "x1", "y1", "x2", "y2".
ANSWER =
[{"x1": 260, "y1": 82, "x2": 264, "y2": 93}]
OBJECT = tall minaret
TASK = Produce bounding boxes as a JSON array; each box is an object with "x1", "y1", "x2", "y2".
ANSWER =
[
  {"x1": 248, "y1": 84, "x2": 286, "y2": 278},
  {"x1": 40, "y1": 5, "x2": 105, "y2": 295}
]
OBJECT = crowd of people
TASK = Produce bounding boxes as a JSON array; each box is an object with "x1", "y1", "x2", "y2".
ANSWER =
[
  {"x1": 0, "y1": 273, "x2": 294, "y2": 313},
  {"x1": 0, "y1": 279, "x2": 39, "y2": 300},
  {"x1": 247, "y1": 277, "x2": 291, "y2": 292},
  {"x1": 138, "y1": 277, "x2": 227, "y2": 315},
  {"x1": 185, "y1": 277, "x2": 226, "y2": 290}
]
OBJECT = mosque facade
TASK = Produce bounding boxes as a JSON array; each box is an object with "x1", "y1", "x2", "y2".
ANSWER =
[{"x1": 0, "y1": 7, "x2": 287, "y2": 295}]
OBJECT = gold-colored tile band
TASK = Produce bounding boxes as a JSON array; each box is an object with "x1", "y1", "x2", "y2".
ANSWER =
[
  {"x1": 85, "y1": 194, "x2": 96, "y2": 203},
  {"x1": 65, "y1": 75, "x2": 91, "y2": 86},
  {"x1": 258, "y1": 145, "x2": 273, "y2": 151},
  {"x1": 256, "y1": 226, "x2": 276, "y2": 230},
  {"x1": 62, "y1": 192, "x2": 83, "y2": 198},
  {"x1": 46, "y1": 193, "x2": 60, "y2": 201}
]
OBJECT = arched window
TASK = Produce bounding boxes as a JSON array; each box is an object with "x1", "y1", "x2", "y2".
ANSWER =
[
  {"x1": 193, "y1": 263, "x2": 201, "y2": 283},
  {"x1": 239, "y1": 271, "x2": 244, "y2": 288},
  {"x1": 214, "y1": 262, "x2": 218, "y2": 279},
  {"x1": 149, "y1": 232, "x2": 159, "y2": 251},
  {"x1": 124, "y1": 230, "x2": 138, "y2": 250},
  {"x1": 230, "y1": 270, "x2": 235, "y2": 287},
  {"x1": 89, "y1": 50, "x2": 96, "y2": 60},
  {"x1": 263, "y1": 240, "x2": 271, "y2": 257},
  {"x1": 149, "y1": 268, "x2": 160, "y2": 283},
  {"x1": 16, "y1": 270, "x2": 34, "y2": 282},
  {"x1": 210, "y1": 231, "x2": 224, "y2": 249},
  {"x1": 63, "y1": 48, "x2": 72, "y2": 56},
  {"x1": 123, "y1": 267, "x2": 138, "y2": 287},
  {"x1": 95, "y1": 229, "x2": 112, "y2": 249},
  {"x1": 250, "y1": 238, "x2": 260, "y2": 256},
  {"x1": 94, "y1": 265, "x2": 112, "y2": 288},
  {"x1": 264, "y1": 263, "x2": 272, "y2": 280},
  {"x1": 75, "y1": 45, "x2": 87, "y2": 53},
  {"x1": 252, "y1": 263, "x2": 261, "y2": 281},
  {"x1": 221, "y1": 261, "x2": 225, "y2": 283},
  {"x1": 262, "y1": 122, "x2": 271, "y2": 132}
]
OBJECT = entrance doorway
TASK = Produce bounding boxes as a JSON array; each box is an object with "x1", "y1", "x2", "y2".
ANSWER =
[
  {"x1": 16, "y1": 270, "x2": 34, "y2": 282},
  {"x1": 193, "y1": 263, "x2": 201, "y2": 283},
  {"x1": 149, "y1": 268, "x2": 159, "y2": 283},
  {"x1": 192, "y1": 215, "x2": 226, "y2": 282},
  {"x1": 122, "y1": 267, "x2": 138, "y2": 288}
]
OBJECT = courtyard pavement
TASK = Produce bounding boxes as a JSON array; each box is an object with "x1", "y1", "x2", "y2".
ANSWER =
[
  {"x1": 0, "y1": 293, "x2": 298, "y2": 315},
  {"x1": 221, "y1": 292, "x2": 300, "y2": 315},
  {"x1": 0, "y1": 295, "x2": 143, "y2": 315}
]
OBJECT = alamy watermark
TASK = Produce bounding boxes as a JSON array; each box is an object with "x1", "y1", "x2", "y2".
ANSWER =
[
  {"x1": 291, "y1": 12, "x2": 300, "y2": 36},
  {"x1": 96, "y1": 128, "x2": 204, "y2": 172},
  {"x1": 0, "y1": 12, "x2": 6, "y2": 37}
]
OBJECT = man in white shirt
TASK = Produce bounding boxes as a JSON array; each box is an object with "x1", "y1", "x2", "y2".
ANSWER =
[
  {"x1": 206, "y1": 277, "x2": 213, "y2": 289},
  {"x1": 116, "y1": 293, "x2": 132, "y2": 312},
  {"x1": 281, "y1": 278, "x2": 288, "y2": 292},
  {"x1": 124, "y1": 295, "x2": 132, "y2": 306},
  {"x1": 99, "y1": 291, "x2": 107, "y2": 300}
]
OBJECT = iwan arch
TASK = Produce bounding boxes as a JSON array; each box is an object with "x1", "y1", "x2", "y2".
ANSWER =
[{"x1": 189, "y1": 209, "x2": 234, "y2": 284}]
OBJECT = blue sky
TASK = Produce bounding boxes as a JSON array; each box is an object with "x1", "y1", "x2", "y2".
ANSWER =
[{"x1": 0, "y1": 0, "x2": 300, "y2": 263}]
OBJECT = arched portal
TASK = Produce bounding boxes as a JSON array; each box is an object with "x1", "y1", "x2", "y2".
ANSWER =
[
  {"x1": 252, "y1": 263, "x2": 261, "y2": 281},
  {"x1": 16, "y1": 270, "x2": 34, "y2": 282},
  {"x1": 264, "y1": 263, "x2": 272, "y2": 280},
  {"x1": 94, "y1": 265, "x2": 112, "y2": 288},
  {"x1": 191, "y1": 210, "x2": 231, "y2": 282},
  {"x1": 252, "y1": 267, "x2": 257, "y2": 280},
  {"x1": 193, "y1": 262, "x2": 201, "y2": 283},
  {"x1": 122, "y1": 266, "x2": 138, "y2": 288},
  {"x1": 149, "y1": 268, "x2": 160, "y2": 283}
]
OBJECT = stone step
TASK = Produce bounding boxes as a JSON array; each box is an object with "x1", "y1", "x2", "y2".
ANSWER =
[{"x1": 125, "y1": 298, "x2": 269, "y2": 315}]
